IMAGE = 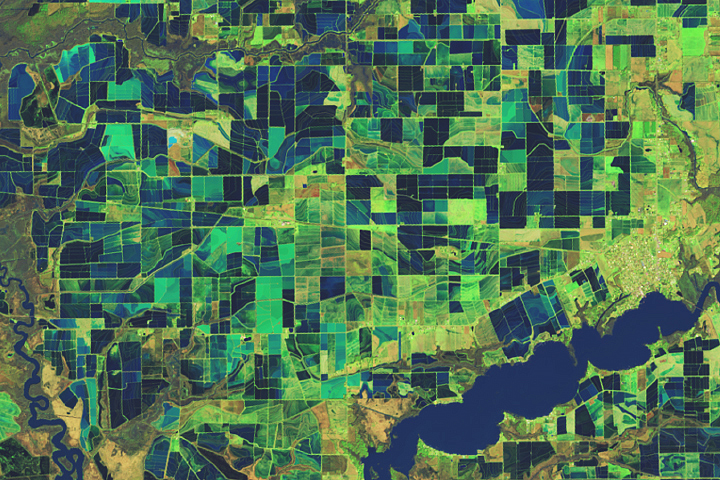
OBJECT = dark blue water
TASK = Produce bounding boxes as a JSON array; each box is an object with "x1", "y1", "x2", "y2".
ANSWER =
[
  {"x1": 0, "y1": 265, "x2": 85, "y2": 480},
  {"x1": 364, "y1": 284, "x2": 720, "y2": 479}
]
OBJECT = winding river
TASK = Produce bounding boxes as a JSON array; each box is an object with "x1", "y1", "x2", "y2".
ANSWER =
[{"x1": 0, "y1": 264, "x2": 85, "y2": 480}]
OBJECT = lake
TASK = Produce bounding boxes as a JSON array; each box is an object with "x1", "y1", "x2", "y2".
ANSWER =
[{"x1": 363, "y1": 284, "x2": 720, "y2": 479}]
